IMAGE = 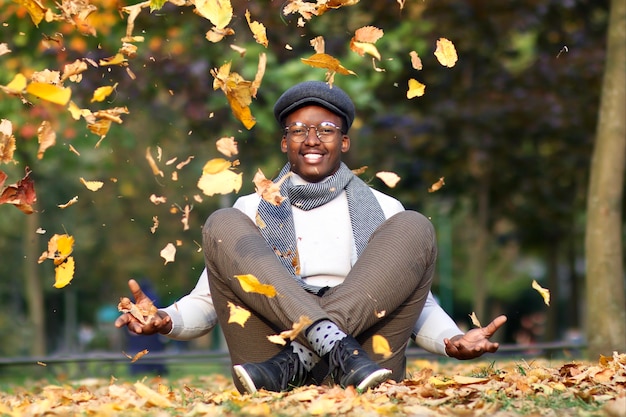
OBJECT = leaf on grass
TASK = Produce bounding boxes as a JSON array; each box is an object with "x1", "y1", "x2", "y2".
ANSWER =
[
  {"x1": 373, "y1": 334, "x2": 393, "y2": 359},
  {"x1": 54, "y1": 256, "x2": 75, "y2": 288},
  {"x1": 160, "y1": 243, "x2": 176, "y2": 265},
  {"x1": 233, "y1": 274, "x2": 277, "y2": 297},
  {"x1": 469, "y1": 312, "x2": 482, "y2": 328},
  {"x1": 434, "y1": 38, "x2": 458, "y2": 68},
  {"x1": 532, "y1": 279, "x2": 550, "y2": 306},
  {"x1": 26, "y1": 82, "x2": 72, "y2": 106},
  {"x1": 376, "y1": 171, "x2": 400, "y2": 188},
  {"x1": 428, "y1": 177, "x2": 445, "y2": 193},
  {"x1": 80, "y1": 177, "x2": 104, "y2": 191},
  {"x1": 37, "y1": 121, "x2": 56, "y2": 159},
  {"x1": 407, "y1": 78, "x2": 425, "y2": 99},
  {"x1": 134, "y1": 382, "x2": 173, "y2": 408},
  {"x1": 227, "y1": 301, "x2": 251, "y2": 327}
]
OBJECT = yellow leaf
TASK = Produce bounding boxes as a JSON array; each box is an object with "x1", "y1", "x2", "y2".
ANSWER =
[
  {"x1": 58, "y1": 196, "x2": 78, "y2": 209},
  {"x1": 91, "y1": 84, "x2": 117, "y2": 103},
  {"x1": 53, "y1": 256, "x2": 75, "y2": 288},
  {"x1": 407, "y1": 78, "x2": 425, "y2": 99},
  {"x1": 80, "y1": 177, "x2": 104, "y2": 191},
  {"x1": 428, "y1": 376, "x2": 455, "y2": 387},
  {"x1": 372, "y1": 334, "x2": 393, "y2": 359},
  {"x1": 453, "y1": 375, "x2": 489, "y2": 385},
  {"x1": 227, "y1": 301, "x2": 251, "y2": 327},
  {"x1": 55, "y1": 234, "x2": 75, "y2": 262},
  {"x1": 4, "y1": 73, "x2": 27, "y2": 93},
  {"x1": 26, "y1": 82, "x2": 71, "y2": 105},
  {"x1": 351, "y1": 41, "x2": 381, "y2": 60},
  {"x1": 133, "y1": 382, "x2": 173, "y2": 408},
  {"x1": 532, "y1": 280, "x2": 550, "y2": 306},
  {"x1": 197, "y1": 169, "x2": 242, "y2": 196},
  {"x1": 375, "y1": 171, "x2": 400, "y2": 188},
  {"x1": 194, "y1": 0, "x2": 233, "y2": 29},
  {"x1": 245, "y1": 10, "x2": 268, "y2": 47},
  {"x1": 233, "y1": 274, "x2": 277, "y2": 297},
  {"x1": 13, "y1": 0, "x2": 46, "y2": 26},
  {"x1": 99, "y1": 54, "x2": 127, "y2": 66},
  {"x1": 160, "y1": 243, "x2": 176, "y2": 265},
  {"x1": 434, "y1": 37, "x2": 458, "y2": 68},
  {"x1": 267, "y1": 334, "x2": 287, "y2": 345}
]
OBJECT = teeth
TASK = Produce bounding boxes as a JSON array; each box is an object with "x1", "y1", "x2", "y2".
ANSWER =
[{"x1": 303, "y1": 154, "x2": 322, "y2": 162}]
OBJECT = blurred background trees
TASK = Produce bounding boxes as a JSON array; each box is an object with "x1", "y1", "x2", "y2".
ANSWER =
[{"x1": 0, "y1": 0, "x2": 623, "y2": 358}]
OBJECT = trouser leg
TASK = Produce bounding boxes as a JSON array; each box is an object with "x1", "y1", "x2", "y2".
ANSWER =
[
  {"x1": 319, "y1": 210, "x2": 437, "y2": 379},
  {"x1": 202, "y1": 208, "x2": 327, "y2": 372}
]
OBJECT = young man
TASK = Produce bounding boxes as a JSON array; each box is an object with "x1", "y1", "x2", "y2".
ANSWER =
[{"x1": 116, "y1": 81, "x2": 506, "y2": 394}]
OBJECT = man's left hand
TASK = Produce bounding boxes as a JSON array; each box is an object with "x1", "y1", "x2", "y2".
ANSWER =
[{"x1": 444, "y1": 315, "x2": 507, "y2": 360}]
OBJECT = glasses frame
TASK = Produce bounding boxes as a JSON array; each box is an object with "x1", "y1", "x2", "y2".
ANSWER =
[{"x1": 284, "y1": 121, "x2": 343, "y2": 143}]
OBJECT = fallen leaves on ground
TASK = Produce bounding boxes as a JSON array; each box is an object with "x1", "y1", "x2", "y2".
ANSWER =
[{"x1": 1, "y1": 353, "x2": 623, "y2": 416}]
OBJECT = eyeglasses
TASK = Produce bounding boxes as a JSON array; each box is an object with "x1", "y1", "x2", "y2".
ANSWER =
[{"x1": 284, "y1": 121, "x2": 342, "y2": 143}]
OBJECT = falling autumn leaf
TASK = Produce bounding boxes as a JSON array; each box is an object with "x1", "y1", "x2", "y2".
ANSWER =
[
  {"x1": 216, "y1": 136, "x2": 238, "y2": 157},
  {"x1": 37, "y1": 121, "x2": 56, "y2": 159},
  {"x1": 194, "y1": 0, "x2": 233, "y2": 29},
  {"x1": 407, "y1": 78, "x2": 425, "y2": 99},
  {"x1": 160, "y1": 243, "x2": 176, "y2": 265},
  {"x1": 58, "y1": 196, "x2": 78, "y2": 209},
  {"x1": 409, "y1": 50, "x2": 423, "y2": 70},
  {"x1": 350, "y1": 26, "x2": 384, "y2": 60},
  {"x1": 434, "y1": 37, "x2": 458, "y2": 68},
  {"x1": 428, "y1": 177, "x2": 445, "y2": 193},
  {"x1": 253, "y1": 169, "x2": 291, "y2": 206},
  {"x1": 146, "y1": 147, "x2": 164, "y2": 177},
  {"x1": 53, "y1": 256, "x2": 75, "y2": 288},
  {"x1": 1, "y1": 73, "x2": 27, "y2": 95},
  {"x1": 372, "y1": 334, "x2": 393, "y2": 359},
  {"x1": 99, "y1": 54, "x2": 127, "y2": 66},
  {"x1": 211, "y1": 61, "x2": 260, "y2": 129},
  {"x1": 532, "y1": 279, "x2": 551, "y2": 306},
  {"x1": 197, "y1": 158, "x2": 242, "y2": 196},
  {"x1": 0, "y1": 119, "x2": 17, "y2": 164},
  {"x1": 80, "y1": 177, "x2": 104, "y2": 191},
  {"x1": 245, "y1": 10, "x2": 268, "y2": 47},
  {"x1": 0, "y1": 167, "x2": 37, "y2": 214},
  {"x1": 0, "y1": 43, "x2": 11, "y2": 57},
  {"x1": 91, "y1": 83, "x2": 117, "y2": 103},
  {"x1": 227, "y1": 301, "x2": 251, "y2": 327},
  {"x1": 233, "y1": 274, "x2": 277, "y2": 297},
  {"x1": 376, "y1": 171, "x2": 401, "y2": 188},
  {"x1": 469, "y1": 312, "x2": 482, "y2": 328},
  {"x1": 301, "y1": 53, "x2": 356, "y2": 78},
  {"x1": 26, "y1": 82, "x2": 72, "y2": 106},
  {"x1": 14, "y1": 0, "x2": 47, "y2": 26}
]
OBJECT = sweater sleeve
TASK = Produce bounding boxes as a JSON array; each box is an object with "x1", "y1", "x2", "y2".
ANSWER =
[
  {"x1": 412, "y1": 292, "x2": 464, "y2": 356},
  {"x1": 160, "y1": 268, "x2": 218, "y2": 341}
]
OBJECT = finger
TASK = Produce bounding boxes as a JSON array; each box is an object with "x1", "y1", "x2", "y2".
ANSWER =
[
  {"x1": 127, "y1": 279, "x2": 147, "y2": 302},
  {"x1": 482, "y1": 315, "x2": 507, "y2": 338},
  {"x1": 114, "y1": 314, "x2": 130, "y2": 328}
]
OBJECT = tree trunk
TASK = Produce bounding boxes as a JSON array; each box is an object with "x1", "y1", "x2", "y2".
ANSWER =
[
  {"x1": 24, "y1": 210, "x2": 46, "y2": 356},
  {"x1": 585, "y1": 0, "x2": 626, "y2": 359}
]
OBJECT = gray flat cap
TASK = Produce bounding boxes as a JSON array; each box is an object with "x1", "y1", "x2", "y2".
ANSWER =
[{"x1": 273, "y1": 81, "x2": 355, "y2": 132}]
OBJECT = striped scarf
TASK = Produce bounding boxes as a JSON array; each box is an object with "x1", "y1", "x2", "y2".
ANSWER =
[{"x1": 257, "y1": 162, "x2": 386, "y2": 294}]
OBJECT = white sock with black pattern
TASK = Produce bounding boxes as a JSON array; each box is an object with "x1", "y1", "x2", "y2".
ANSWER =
[
  {"x1": 291, "y1": 341, "x2": 319, "y2": 372},
  {"x1": 306, "y1": 320, "x2": 347, "y2": 357}
]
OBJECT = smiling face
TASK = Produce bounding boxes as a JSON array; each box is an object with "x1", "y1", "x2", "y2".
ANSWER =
[{"x1": 281, "y1": 105, "x2": 350, "y2": 183}]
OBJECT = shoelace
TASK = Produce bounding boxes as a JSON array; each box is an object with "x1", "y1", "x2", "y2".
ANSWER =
[
  {"x1": 273, "y1": 351, "x2": 308, "y2": 390},
  {"x1": 329, "y1": 339, "x2": 354, "y2": 378}
]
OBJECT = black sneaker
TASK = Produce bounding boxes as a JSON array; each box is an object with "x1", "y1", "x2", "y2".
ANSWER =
[
  {"x1": 233, "y1": 345, "x2": 309, "y2": 394},
  {"x1": 329, "y1": 335, "x2": 392, "y2": 390}
]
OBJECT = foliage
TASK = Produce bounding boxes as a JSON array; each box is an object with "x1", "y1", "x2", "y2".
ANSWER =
[{"x1": 0, "y1": 354, "x2": 624, "y2": 416}]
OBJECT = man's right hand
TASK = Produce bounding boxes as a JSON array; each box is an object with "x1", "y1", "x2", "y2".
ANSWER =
[{"x1": 114, "y1": 279, "x2": 172, "y2": 335}]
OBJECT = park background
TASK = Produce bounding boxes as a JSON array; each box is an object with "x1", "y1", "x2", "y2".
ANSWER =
[{"x1": 0, "y1": 0, "x2": 624, "y2": 372}]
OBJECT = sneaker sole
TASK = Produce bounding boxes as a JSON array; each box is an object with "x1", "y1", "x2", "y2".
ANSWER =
[
  {"x1": 233, "y1": 365, "x2": 258, "y2": 394},
  {"x1": 356, "y1": 368, "x2": 392, "y2": 391}
]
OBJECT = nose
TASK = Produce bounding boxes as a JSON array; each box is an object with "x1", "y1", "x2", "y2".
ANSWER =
[{"x1": 303, "y1": 126, "x2": 321, "y2": 144}]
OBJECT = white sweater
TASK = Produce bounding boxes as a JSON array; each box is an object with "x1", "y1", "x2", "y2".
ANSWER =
[{"x1": 162, "y1": 176, "x2": 463, "y2": 355}]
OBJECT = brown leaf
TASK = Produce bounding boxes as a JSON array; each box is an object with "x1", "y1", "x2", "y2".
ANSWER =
[
  {"x1": 428, "y1": 177, "x2": 445, "y2": 193},
  {"x1": 0, "y1": 167, "x2": 37, "y2": 214},
  {"x1": 37, "y1": 121, "x2": 56, "y2": 159}
]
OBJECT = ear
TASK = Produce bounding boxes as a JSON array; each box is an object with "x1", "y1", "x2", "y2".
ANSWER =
[
  {"x1": 341, "y1": 135, "x2": 351, "y2": 153},
  {"x1": 281, "y1": 136, "x2": 288, "y2": 153}
]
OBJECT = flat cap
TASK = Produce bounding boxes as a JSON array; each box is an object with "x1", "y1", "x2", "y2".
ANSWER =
[{"x1": 273, "y1": 81, "x2": 355, "y2": 132}]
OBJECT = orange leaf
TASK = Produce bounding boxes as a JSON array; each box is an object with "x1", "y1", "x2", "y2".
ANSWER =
[
  {"x1": 428, "y1": 177, "x2": 445, "y2": 193},
  {"x1": 0, "y1": 119, "x2": 17, "y2": 164},
  {"x1": 13, "y1": 0, "x2": 46, "y2": 26},
  {"x1": 233, "y1": 274, "x2": 277, "y2": 297},
  {"x1": 301, "y1": 53, "x2": 356, "y2": 76},
  {"x1": 37, "y1": 121, "x2": 56, "y2": 160},
  {"x1": 0, "y1": 167, "x2": 37, "y2": 214},
  {"x1": 253, "y1": 169, "x2": 291, "y2": 206}
]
